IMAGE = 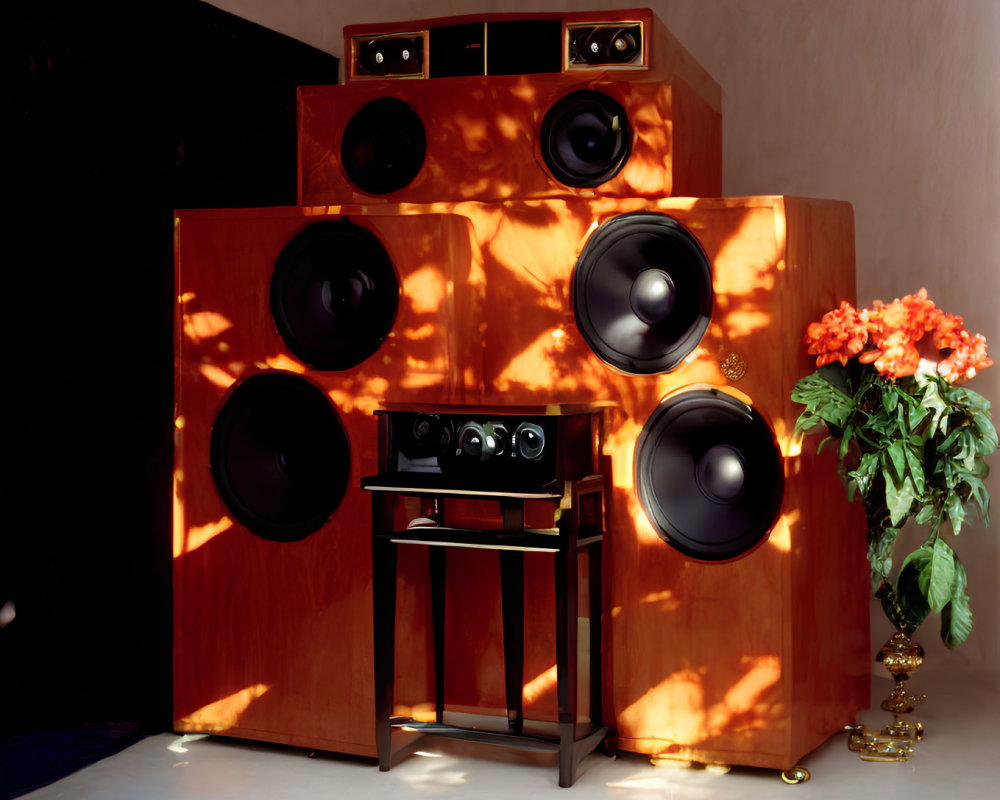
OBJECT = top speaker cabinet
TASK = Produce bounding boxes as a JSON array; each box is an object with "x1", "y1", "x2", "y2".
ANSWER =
[{"x1": 298, "y1": 8, "x2": 721, "y2": 205}]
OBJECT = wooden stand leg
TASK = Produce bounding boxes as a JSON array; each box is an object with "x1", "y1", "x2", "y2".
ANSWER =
[
  {"x1": 499, "y1": 549, "x2": 525, "y2": 736},
  {"x1": 589, "y1": 543, "x2": 603, "y2": 729},
  {"x1": 372, "y1": 495, "x2": 397, "y2": 772},
  {"x1": 555, "y1": 538, "x2": 579, "y2": 787},
  {"x1": 429, "y1": 546, "x2": 447, "y2": 724}
]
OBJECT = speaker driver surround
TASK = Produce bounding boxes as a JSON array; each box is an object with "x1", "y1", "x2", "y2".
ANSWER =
[
  {"x1": 540, "y1": 89, "x2": 632, "y2": 188},
  {"x1": 634, "y1": 389, "x2": 784, "y2": 561},
  {"x1": 340, "y1": 96, "x2": 426, "y2": 194},
  {"x1": 270, "y1": 219, "x2": 399, "y2": 371},
  {"x1": 573, "y1": 212, "x2": 712, "y2": 374},
  {"x1": 209, "y1": 372, "x2": 351, "y2": 543}
]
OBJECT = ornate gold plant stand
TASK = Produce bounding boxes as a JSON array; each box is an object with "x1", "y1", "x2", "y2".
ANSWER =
[{"x1": 847, "y1": 631, "x2": 926, "y2": 762}]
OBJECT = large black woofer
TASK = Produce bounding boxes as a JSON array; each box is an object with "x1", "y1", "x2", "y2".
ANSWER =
[
  {"x1": 634, "y1": 389, "x2": 784, "y2": 561},
  {"x1": 209, "y1": 372, "x2": 351, "y2": 542},
  {"x1": 340, "y1": 96, "x2": 426, "y2": 195},
  {"x1": 270, "y1": 219, "x2": 399, "y2": 371},
  {"x1": 573, "y1": 213, "x2": 712, "y2": 375},
  {"x1": 540, "y1": 89, "x2": 632, "y2": 188}
]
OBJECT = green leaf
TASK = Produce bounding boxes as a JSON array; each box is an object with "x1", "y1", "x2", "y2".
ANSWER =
[
  {"x1": 867, "y1": 527, "x2": 900, "y2": 593},
  {"x1": 838, "y1": 424, "x2": 855, "y2": 459},
  {"x1": 919, "y1": 538, "x2": 956, "y2": 613},
  {"x1": 950, "y1": 556, "x2": 969, "y2": 599},
  {"x1": 882, "y1": 385, "x2": 899, "y2": 414},
  {"x1": 959, "y1": 472, "x2": 990, "y2": 522},
  {"x1": 941, "y1": 594, "x2": 973, "y2": 648},
  {"x1": 908, "y1": 402, "x2": 931, "y2": 431},
  {"x1": 894, "y1": 555, "x2": 931, "y2": 633},
  {"x1": 902, "y1": 443, "x2": 925, "y2": 493},
  {"x1": 936, "y1": 427, "x2": 963, "y2": 455},
  {"x1": 913, "y1": 502, "x2": 938, "y2": 527},
  {"x1": 921, "y1": 379, "x2": 949, "y2": 433},
  {"x1": 886, "y1": 440, "x2": 907, "y2": 484},
  {"x1": 885, "y1": 474, "x2": 915, "y2": 526},
  {"x1": 849, "y1": 451, "x2": 879, "y2": 498},
  {"x1": 945, "y1": 491, "x2": 967, "y2": 535}
]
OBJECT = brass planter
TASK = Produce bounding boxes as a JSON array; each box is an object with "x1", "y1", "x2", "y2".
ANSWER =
[{"x1": 847, "y1": 630, "x2": 926, "y2": 762}]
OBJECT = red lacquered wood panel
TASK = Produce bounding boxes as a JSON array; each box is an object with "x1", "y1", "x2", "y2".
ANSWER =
[
  {"x1": 437, "y1": 195, "x2": 870, "y2": 769},
  {"x1": 300, "y1": 9, "x2": 720, "y2": 206},
  {"x1": 172, "y1": 205, "x2": 483, "y2": 755}
]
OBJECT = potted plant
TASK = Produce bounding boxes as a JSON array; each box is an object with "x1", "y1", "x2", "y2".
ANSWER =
[{"x1": 791, "y1": 289, "x2": 995, "y2": 656}]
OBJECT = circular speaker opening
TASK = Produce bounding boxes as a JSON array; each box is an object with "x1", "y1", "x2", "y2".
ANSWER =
[
  {"x1": 634, "y1": 389, "x2": 784, "y2": 561},
  {"x1": 540, "y1": 90, "x2": 632, "y2": 188},
  {"x1": 410, "y1": 414, "x2": 454, "y2": 458},
  {"x1": 209, "y1": 372, "x2": 351, "y2": 542},
  {"x1": 573, "y1": 213, "x2": 712, "y2": 374},
  {"x1": 514, "y1": 422, "x2": 546, "y2": 461},
  {"x1": 340, "y1": 96, "x2": 426, "y2": 195},
  {"x1": 270, "y1": 220, "x2": 399, "y2": 371}
]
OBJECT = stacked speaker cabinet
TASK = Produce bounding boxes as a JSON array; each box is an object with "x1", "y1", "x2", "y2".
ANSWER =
[
  {"x1": 173, "y1": 205, "x2": 483, "y2": 754},
  {"x1": 298, "y1": 8, "x2": 721, "y2": 204},
  {"x1": 455, "y1": 194, "x2": 871, "y2": 770},
  {"x1": 174, "y1": 6, "x2": 870, "y2": 776}
]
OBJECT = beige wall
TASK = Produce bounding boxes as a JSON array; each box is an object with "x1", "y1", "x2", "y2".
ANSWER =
[{"x1": 209, "y1": 0, "x2": 1000, "y2": 674}]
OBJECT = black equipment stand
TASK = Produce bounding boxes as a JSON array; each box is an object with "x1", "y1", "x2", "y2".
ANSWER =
[{"x1": 364, "y1": 407, "x2": 608, "y2": 787}]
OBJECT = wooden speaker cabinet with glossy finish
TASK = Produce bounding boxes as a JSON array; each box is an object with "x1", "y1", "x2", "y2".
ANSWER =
[
  {"x1": 298, "y1": 8, "x2": 721, "y2": 205},
  {"x1": 435, "y1": 194, "x2": 871, "y2": 771},
  {"x1": 172, "y1": 204, "x2": 484, "y2": 755},
  {"x1": 173, "y1": 196, "x2": 869, "y2": 769}
]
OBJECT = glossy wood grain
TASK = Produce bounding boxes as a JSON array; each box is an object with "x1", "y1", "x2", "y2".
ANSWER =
[
  {"x1": 447, "y1": 195, "x2": 869, "y2": 770},
  {"x1": 173, "y1": 206, "x2": 483, "y2": 755},
  {"x1": 299, "y1": 6, "x2": 721, "y2": 208}
]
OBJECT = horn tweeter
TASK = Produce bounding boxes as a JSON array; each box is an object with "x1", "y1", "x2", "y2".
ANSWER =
[
  {"x1": 270, "y1": 219, "x2": 400, "y2": 370},
  {"x1": 573, "y1": 212, "x2": 712, "y2": 374},
  {"x1": 209, "y1": 372, "x2": 351, "y2": 543},
  {"x1": 634, "y1": 388, "x2": 784, "y2": 561}
]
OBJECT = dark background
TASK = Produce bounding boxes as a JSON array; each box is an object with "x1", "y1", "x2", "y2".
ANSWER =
[{"x1": 4, "y1": 0, "x2": 338, "y2": 736}]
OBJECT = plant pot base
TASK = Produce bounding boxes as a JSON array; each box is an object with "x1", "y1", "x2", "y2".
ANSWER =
[{"x1": 847, "y1": 631, "x2": 926, "y2": 763}]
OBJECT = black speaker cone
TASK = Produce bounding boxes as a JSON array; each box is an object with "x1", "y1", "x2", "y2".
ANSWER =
[
  {"x1": 540, "y1": 89, "x2": 632, "y2": 188},
  {"x1": 209, "y1": 372, "x2": 351, "y2": 542},
  {"x1": 270, "y1": 219, "x2": 399, "y2": 371},
  {"x1": 514, "y1": 422, "x2": 546, "y2": 461},
  {"x1": 410, "y1": 414, "x2": 454, "y2": 458},
  {"x1": 573, "y1": 213, "x2": 712, "y2": 374},
  {"x1": 634, "y1": 389, "x2": 784, "y2": 561},
  {"x1": 340, "y1": 96, "x2": 426, "y2": 195}
]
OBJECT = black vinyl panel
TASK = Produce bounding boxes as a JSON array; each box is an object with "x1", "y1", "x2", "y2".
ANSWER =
[{"x1": 486, "y1": 20, "x2": 562, "y2": 75}]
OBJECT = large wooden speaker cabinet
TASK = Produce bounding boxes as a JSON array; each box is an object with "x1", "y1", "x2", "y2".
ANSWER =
[
  {"x1": 449, "y1": 194, "x2": 871, "y2": 770},
  {"x1": 173, "y1": 205, "x2": 483, "y2": 754},
  {"x1": 173, "y1": 5, "x2": 870, "y2": 777}
]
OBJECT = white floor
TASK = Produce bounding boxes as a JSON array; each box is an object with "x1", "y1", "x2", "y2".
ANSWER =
[{"x1": 20, "y1": 671, "x2": 999, "y2": 800}]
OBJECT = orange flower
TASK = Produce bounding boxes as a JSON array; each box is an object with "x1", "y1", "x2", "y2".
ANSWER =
[
  {"x1": 804, "y1": 289, "x2": 992, "y2": 383},
  {"x1": 936, "y1": 330, "x2": 994, "y2": 383},
  {"x1": 804, "y1": 301, "x2": 869, "y2": 367},
  {"x1": 869, "y1": 329, "x2": 921, "y2": 378},
  {"x1": 859, "y1": 289, "x2": 945, "y2": 379},
  {"x1": 931, "y1": 312, "x2": 966, "y2": 350}
]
